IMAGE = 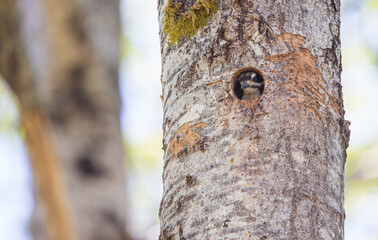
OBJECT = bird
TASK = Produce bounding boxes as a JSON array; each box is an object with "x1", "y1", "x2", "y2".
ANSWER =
[{"x1": 238, "y1": 71, "x2": 264, "y2": 101}]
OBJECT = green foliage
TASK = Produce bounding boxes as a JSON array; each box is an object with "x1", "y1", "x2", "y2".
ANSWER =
[
  {"x1": 121, "y1": 31, "x2": 132, "y2": 61},
  {"x1": 163, "y1": 0, "x2": 217, "y2": 45},
  {"x1": 0, "y1": 79, "x2": 19, "y2": 135},
  {"x1": 124, "y1": 133, "x2": 163, "y2": 171},
  {"x1": 369, "y1": 0, "x2": 378, "y2": 9},
  {"x1": 342, "y1": 44, "x2": 378, "y2": 67},
  {"x1": 344, "y1": 141, "x2": 378, "y2": 209}
]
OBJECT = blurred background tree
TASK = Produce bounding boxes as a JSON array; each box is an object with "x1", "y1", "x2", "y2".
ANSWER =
[
  {"x1": 0, "y1": 0, "x2": 378, "y2": 239},
  {"x1": 0, "y1": 0, "x2": 130, "y2": 239}
]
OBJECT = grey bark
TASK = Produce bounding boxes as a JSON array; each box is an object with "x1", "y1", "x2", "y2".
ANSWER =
[
  {"x1": 158, "y1": 0, "x2": 349, "y2": 239},
  {"x1": 0, "y1": 1, "x2": 130, "y2": 240}
]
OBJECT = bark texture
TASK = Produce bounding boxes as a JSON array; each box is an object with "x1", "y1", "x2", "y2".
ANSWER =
[
  {"x1": 0, "y1": 1, "x2": 129, "y2": 239},
  {"x1": 159, "y1": 0, "x2": 349, "y2": 239}
]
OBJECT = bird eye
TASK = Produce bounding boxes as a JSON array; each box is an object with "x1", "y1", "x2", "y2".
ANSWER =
[
  {"x1": 231, "y1": 68, "x2": 265, "y2": 101},
  {"x1": 252, "y1": 73, "x2": 264, "y2": 83}
]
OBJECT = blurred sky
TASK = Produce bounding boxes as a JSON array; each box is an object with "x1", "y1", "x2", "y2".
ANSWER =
[{"x1": 0, "y1": 0, "x2": 378, "y2": 239}]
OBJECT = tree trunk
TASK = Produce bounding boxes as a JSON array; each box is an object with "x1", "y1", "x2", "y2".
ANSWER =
[
  {"x1": 0, "y1": 1, "x2": 130, "y2": 240},
  {"x1": 158, "y1": 0, "x2": 349, "y2": 239}
]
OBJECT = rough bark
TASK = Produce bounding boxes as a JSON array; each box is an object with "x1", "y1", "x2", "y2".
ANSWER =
[
  {"x1": 158, "y1": 0, "x2": 349, "y2": 239},
  {"x1": 0, "y1": 1, "x2": 130, "y2": 240}
]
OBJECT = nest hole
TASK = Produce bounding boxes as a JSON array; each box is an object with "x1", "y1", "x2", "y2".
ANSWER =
[{"x1": 231, "y1": 67, "x2": 265, "y2": 101}]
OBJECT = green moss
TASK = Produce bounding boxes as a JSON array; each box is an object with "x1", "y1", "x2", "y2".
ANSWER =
[
  {"x1": 163, "y1": 0, "x2": 217, "y2": 45},
  {"x1": 231, "y1": 0, "x2": 241, "y2": 8}
]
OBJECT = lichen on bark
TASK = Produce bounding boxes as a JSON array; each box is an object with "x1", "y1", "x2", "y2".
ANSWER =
[{"x1": 163, "y1": 0, "x2": 217, "y2": 44}]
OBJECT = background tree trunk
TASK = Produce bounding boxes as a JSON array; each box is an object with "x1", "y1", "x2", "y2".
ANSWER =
[
  {"x1": 158, "y1": 0, "x2": 349, "y2": 239},
  {"x1": 0, "y1": 1, "x2": 131, "y2": 240}
]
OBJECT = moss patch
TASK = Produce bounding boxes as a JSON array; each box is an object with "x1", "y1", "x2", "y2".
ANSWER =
[{"x1": 163, "y1": 0, "x2": 217, "y2": 45}]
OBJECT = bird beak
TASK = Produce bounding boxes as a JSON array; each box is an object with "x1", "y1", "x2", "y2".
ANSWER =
[{"x1": 241, "y1": 81, "x2": 251, "y2": 89}]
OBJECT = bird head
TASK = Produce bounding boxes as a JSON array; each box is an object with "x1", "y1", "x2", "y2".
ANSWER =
[
  {"x1": 238, "y1": 71, "x2": 264, "y2": 100},
  {"x1": 239, "y1": 71, "x2": 263, "y2": 89}
]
